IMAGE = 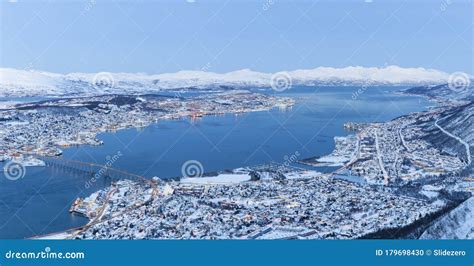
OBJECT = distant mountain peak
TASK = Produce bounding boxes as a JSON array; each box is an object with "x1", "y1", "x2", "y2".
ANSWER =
[{"x1": 0, "y1": 66, "x2": 462, "y2": 97}]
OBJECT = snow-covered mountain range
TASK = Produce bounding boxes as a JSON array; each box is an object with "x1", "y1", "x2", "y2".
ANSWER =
[{"x1": 0, "y1": 66, "x2": 458, "y2": 97}]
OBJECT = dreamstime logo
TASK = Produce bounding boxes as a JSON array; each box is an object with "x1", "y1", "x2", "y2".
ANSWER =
[
  {"x1": 92, "y1": 72, "x2": 115, "y2": 90},
  {"x1": 262, "y1": 0, "x2": 275, "y2": 11},
  {"x1": 173, "y1": 91, "x2": 183, "y2": 99},
  {"x1": 352, "y1": 84, "x2": 369, "y2": 100},
  {"x1": 448, "y1": 72, "x2": 470, "y2": 92},
  {"x1": 283, "y1": 151, "x2": 300, "y2": 167},
  {"x1": 81, "y1": 0, "x2": 96, "y2": 14},
  {"x1": 84, "y1": 151, "x2": 123, "y2": 189},
  {"x1": 181, "y1": 160, "x2": 204, "y2": 178},
  {"x1": 5, "y1": 246, "x2": 85, "y2": 260},
  {"x1": 199, "y1": 62, "x2": 212, "y2": 72},
  {"x1": 3, "y1": 161, "x2": 26, "y2": 181},
  {"x1": 275, "y1": 151, "x2": 300, "y2": 177},
  {"x1": 271, "y1": 72, "x2": 292, "y2": 92},
  {"x1": 440, "y1": 0, "x2": 452, "y2": 12},
  {"x1": 351, "y1": 77, "x2": 375, "y2": 101}
]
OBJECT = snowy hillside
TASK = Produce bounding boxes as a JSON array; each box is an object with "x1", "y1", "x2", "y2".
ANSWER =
[
  {"x1": 421, "y1": 102, "x2": 474, "y2": 175},
  {"x1": 420, "y1": 197, "x2": 474, "y2": 239},
  {"x1": 0, "y1": 66, "x2": 453, "y2": 97},
  {"x1": 405, "y1": 83, "x2": 474, "y2": 102}
]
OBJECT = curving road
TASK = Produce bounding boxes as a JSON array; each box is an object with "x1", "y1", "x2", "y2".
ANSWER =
[{"x1": 435, "y1": 118, "x2": 471, "y2": 165}]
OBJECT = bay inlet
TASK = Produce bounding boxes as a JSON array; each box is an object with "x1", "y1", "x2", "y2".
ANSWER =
[{"x1": 0, "y1": 86, "x2": 433, "y2": 239}]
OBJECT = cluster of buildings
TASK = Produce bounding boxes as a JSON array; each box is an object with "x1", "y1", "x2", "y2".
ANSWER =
[
  {"x1": 71, "y1": 165, "x2": 443, "y2": 240},
  {"x1": 4, "y1": 85, "x2": 470, "y2": 240},
  {"x1": 310, "y1": 108, "x2": 466, "y2": 185},
  {"x1": 0, "y1": 92, "x2": 294, "y2": 161}
]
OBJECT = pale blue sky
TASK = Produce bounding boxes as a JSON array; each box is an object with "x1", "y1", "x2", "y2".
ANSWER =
[{"x1": 1, "y1": 0, "x2": 472, "y2": 74}]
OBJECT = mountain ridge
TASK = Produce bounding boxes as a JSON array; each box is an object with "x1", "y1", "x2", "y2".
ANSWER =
[{"x1": 0, "y1": 65, "x2": 460, "y2": 97}]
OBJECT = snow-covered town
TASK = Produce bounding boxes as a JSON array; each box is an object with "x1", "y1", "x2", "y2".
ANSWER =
[
  {"x1": 63, "y1": 165, "x2": 445, "y2": 240},
  {"x1": 2, "y1": 1, "x2": 473, "y2": 265},
  {"x1": 56, "y1": 88, "x2": 473, "y2": 240},
  {"x1": 10, "y1": 81, "x2": 470, "y2": 241},
  {"x1": 2, "y1": 83, "x2": 471, "y2": 241},
  {"x1": 0, "y1": 91, "x2": 294, "y2": 162},
  {"x1": 303, "y1": 107, "x2": 468, "y2": 185}
]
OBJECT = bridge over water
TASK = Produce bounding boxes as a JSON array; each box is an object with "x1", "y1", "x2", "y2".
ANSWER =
[
  {"x1": 30, "y1": 157, "x2": 158, "y2": 239},
  {"x1": 41, "y1": 157, "x2": 151, "y2": 184}
]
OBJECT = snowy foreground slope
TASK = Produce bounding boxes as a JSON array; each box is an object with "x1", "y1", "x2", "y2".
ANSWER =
[
  {"x1": 420, "y1": 197, "x2": 474, "y2": 239},
  {"x1": 0, "y1": 66, "x2": 452, "y2": 97}
]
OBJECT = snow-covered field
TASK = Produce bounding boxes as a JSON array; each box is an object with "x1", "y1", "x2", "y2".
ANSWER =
[
  {"x1": 284, "y1": 170, "x2": 321, "y2": 179},
  {"x1": 180, "y1": 174, "x2": 251, "y2": 184},
  {"x1": 315, "y1": 155, "x2": 349, "y2": 166}
]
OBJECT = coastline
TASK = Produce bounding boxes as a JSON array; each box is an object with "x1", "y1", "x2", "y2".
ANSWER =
[
  {"x1": 30, "y1": 88, "x2": 474, "y2": 240},
  {"x1": 8, "y1": 86, "x2": 470, "y2": 240}
]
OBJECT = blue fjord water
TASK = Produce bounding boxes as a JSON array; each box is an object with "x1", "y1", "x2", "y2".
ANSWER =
[{"x1": 0, "y1": 86, "x2": 433, "y2": 238}]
